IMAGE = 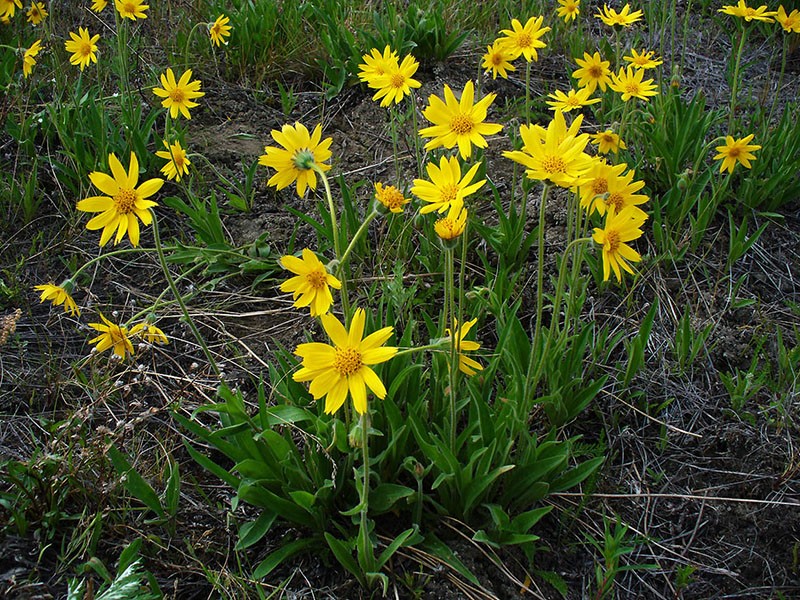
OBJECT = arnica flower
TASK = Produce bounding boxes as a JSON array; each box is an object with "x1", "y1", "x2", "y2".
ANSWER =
[
  {"x1": 115, "y1": 0, "x2": 148, "y2": 20},
  {"x1": 34, "y1": 282, "x2": 80, "y2": 317},
  {"x1": 572, "y1": 51, "x2": 612, "y2": 93},
  {"x1": 713, "y1": 134, "x2": 761, "y2": 174},
  {"x1": 592, "y1": 129, "x2": 626, "y2": 154},
  {"x1": 418, "y1": 80, "x2": 503, "y2": 159},
  {"x1": 76, "y1": 152, "x2": 163, "y2": 247},
  {"x1": 546, "y1": 87, "x2": 601, "y2": 112},
  {"x1": 374, "y1": 182, "x2": 409, "y2": 214},
  {"x1": 412, "y1": 155, "x2": 486, "y2": 215},
  {"x1": 369, "y1": 54, "x2": 422, "y2": 107},
  {"x1": 578, "y1": 159, "x2": 627, "y2": 215},
  {"x1": 776, "y1": 6, "x2": 800, "y2": 32},
  {"x1": 609, "y1": 67, "x2": 659, "y2": 102},
  {"x1": 481, "y1": 40, "x2": 516, "y2": 80},
  {"x1": 592, "y1": 206, "x2": 648, "y2": 282},
  {"x1": 445, "y1": 318, "x2": 483, "y2": 376},
  {"x1": 26, "y1": 2, "x2": 47, "y2": 25},
  {"x1": 209, "y1": 15, "x2": 232, "y2": 46},
  {"x1": 279, "y1": 248, "x2": 341, "y2": 317},
  {"x1": 293, "y1": 308, "x2": 397, "y2": 415},
  {"x1": 557, "y1": 0, "x2": 580, "y2": 23},
  {"x1": 89, "y1": 313, "x2": 135, "y2": 359},
  {"x1": 596, "y1": 3, "x2": 643, "y2": 27},
  {"x1": 64, "y1": 28, "x2": 100, "y2": 71},
  {"x1": 718, "y1": 1, "x2": 777, "y2": 22},
  {"x1": 91, "y1": 0, "x2": 107, "y2": 12},
  {"x1": 503, "y1": 110, "x2": 593, "y2": 188},
  {"x1": 259, "y1": 122, "x2": 333, "y2": 197},
  {"x1": 497, "y1": 16, "x2": 551, "y2": 62},
  {"x1": 130, "y1": 322, "x2": 168, "y2": 345},
  {"x1": 22, "y1": 39, "x2": 42, "y2": 78},
  {"x1": 358, "y1": 46, "x2": 399, "y2": 85},
  {"x1": 623, "y1": 49, "x2": 663, "y2": 70},
  {"x1": 434, "y1": 204, "x2": 468, "y2": 244},
  {"x1": 155, "y1": 140, "x2": 191, "y2": 181},
  {"x1": 0, "y1": 0, "x2": 21, "y2": 19},
  {"x1": 152, "y1": 68, "x2": 205, "y2": 120},
  {"x1": 591, "y1": 166, "x2": 649, "y2": 218}
]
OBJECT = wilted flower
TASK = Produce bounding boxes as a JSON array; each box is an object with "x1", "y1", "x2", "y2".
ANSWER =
[
  {"x1": 445, "y1": 318, "x2": 484, "y2": 376},
  {"x1": 22, "y1": 39, "x2": 42, "y2": 78}
]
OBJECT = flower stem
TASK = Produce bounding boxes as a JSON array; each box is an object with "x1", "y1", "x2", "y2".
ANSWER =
[
  {"x1": 338, "y1": 207, "x2": 379, "y2": 270},
  {"x1": 313, "y1": 165, "x2": 350, "y2": 320},
  {"x1": 444, "y1": 246, "x2": 458, "y2": 452},
  {"x1": 728, "y1": 23, "x2": 747, "y2": 136},
  {"x1": 183, "y1": 22, "x2": 206, "y2": 71},
  {"x1": 389, "y1": 106, "x2": 401, "y2": 181},
  {"x1": 525, "y1": 60, "x2": 532, "y2": 125}
]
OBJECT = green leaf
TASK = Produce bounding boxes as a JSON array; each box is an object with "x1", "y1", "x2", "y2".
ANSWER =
[
  {"x1": 550, "y1": 456, "x2": 604, "y2": 492},
  {"x1": 324, "y1": 534, "x2": 363, "y2": 583},
  {"x1": 370, "y1": 483, "x2": 415, "y2": 513},
  {"x1": 107, "y1": 445, "x2": 164, "y2": 517},
  {"x1": 422, "y1": 535, "x2": 480, "y2": 586},
  {"x1": 253, "y1": 538, "x2": 318, "y2": 579},
  {"x1": 236, "y1": 511, "x2": 277, "y2": 550}
]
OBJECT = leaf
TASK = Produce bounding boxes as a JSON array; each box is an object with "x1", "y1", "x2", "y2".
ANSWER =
[
  {"x1": 422, "y1": 535, "x2": 480, "y2": 586},
  {"x1": 235, "y1": 511, "x2": 277, "y2": 550},
  {"x1": 550, "y1": 456, "x2": 605, "y2": 492},
  {"x1": 252, "y1": 538, "x2": 318, "y2": 579},
  {"x1": 370, "y1": 483, "x2": 415, "y2": 513},
  {"x1": 107, "y1": 445, "x2": 164, "y2": 518},
  {"x1": 324, "y1": 534, "x2": 363, "y2": 583}
]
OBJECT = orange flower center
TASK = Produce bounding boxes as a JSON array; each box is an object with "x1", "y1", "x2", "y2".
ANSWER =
[
  {"x1": 439, "y1": 183, "x2": 459, "y2": 205},
  {"x1": 516, "y1": 32, "x2": 532, "y2": 48},
  {"x1": 305, "y1": 269, "x2": 328, "y2": 290},
  {"x1": 77, "y1": 40, "x2": 92, "y2": 58},
  {"x1": 114, "y1": 188, "x2": 137, "y2": 214},
  {"x1": 606, "y1": 192, "x2": 624, "y2": 212},
  {"x1": 169, "y1": 87, "x2": 185, "y2": 104},
  {"x1": 542, "y1": 155, "x2": 567, "y2": 174},
  {"x1": 377, "y1": 186, "x2": 406, "y2": 210},
  {"x1": 122, "y1": 1, "x2": 136, "y2": 13},
  {"x1": 588, "y1": 65, "x2": 603, "y2": 78},
  {"x1": 727, "y1": 146, "x2": 741, "y2": 158},
  {"x1": 625, "y1": 82, "x2": 641, "y2": 95},
  {"x1": 334, "y1": 347, "x2": 362, "y2": 377},
  {"x1": 450, "y1": 114, "x2": 475, "y2": 135},
  {"x1": 491, "y1": 53, "x2": 503, "y2": 66},
  {"x1": 591, "y1": 178, "x2": 608, "y2": 195},
  {"x1": 605, "y1": 229, "x2": 620, "y2": 252},
  {"x1": 565, "y1": 95, "x2": 581, "y2": 107},
  {"x1": 390, "y1": 73, "x2": 406, "y2": 89},
  {"x1": 435, "y1": 217, "x2": 462, "y2": 240}
]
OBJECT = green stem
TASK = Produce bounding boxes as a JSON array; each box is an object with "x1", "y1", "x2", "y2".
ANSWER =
[
  {"x1": 358, "y1": 411, "x2": 372, "y2": 572},
  {"x1": 389, "y1": 106, "x2": 401, "y2": 181},
  {"x1": 768, "y1": 34, "x2": 789, "y2": 124},
  {"x1": 444, "y1": 246, "x2": 458, "y2": 452},
  {"x1": 728, "y1": 23, "x2": 748, "y2": 136},
  {"x1": 410, "y1": 92, "x2": 422, "y2": 175},
  {"x1": 125, "y1": 262, "x2": 204, "y2": 325},
  {"x1": 525, "y1": 60, "x2": 532, "y2": 125},
  {"x1": 184, "y1": 22, "x2": 206, "y2": 71},
  {"x1": 313, "y1": 165, "x2": 350, "y2": 319},
  {"x1": 547, "y1": 237, "x2": 591, "y2": 343},
  {"x1": 337, "y1": 207, "x2": 379, "y2": 270}
]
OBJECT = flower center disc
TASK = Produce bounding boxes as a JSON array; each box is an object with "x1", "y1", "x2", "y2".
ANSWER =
[
  {"x1": 440, "y1": 184, "x2": 459, "y2": 205},
  {"x1": 542, "y1": 156, "x2": 567, "y2": 174},
  {"x1": 305, "y1": 269, "x2": 327, "y2": 290},
  {"x1": 170, "y1": 88, "x2": 185, "y2": 103},
  {"x1": 516, "y1": 33, "x2": 532, "y2": 48},
  {"x1": 592, "y1": 179, "x2": 609, "y2": 195},
  {"x1": 451, "y1": 114, "x2": 474, "y2": 135},
  {"x1": 114, "y1": 188, "x2": 137, "y2": 213},
  {"x1": 334, "y1": 347, "x2": 363, "y2": 377},
  {"x1": 605, "y1": 230, "x2": 620, "y2": 251},
  {"x1": 607, "y1": 192, "x2": 624, "y2": 212},
  {"x1": 589, "y1": 65, "x2": 603, "y2": 78},
  {"x1": 390, "y1": 73, "x2": 405, "y2": 88}
]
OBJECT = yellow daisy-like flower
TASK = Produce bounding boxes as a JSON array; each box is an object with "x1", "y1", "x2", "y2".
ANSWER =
[
  {"x1": 718, "y1": 1, "x2": 777, "y2": 22},
  {"x1": 609, "y1": 67, "x2": 659, "y2": 102},
  {"x1": 445, "y1": 318, "x2": 483, "y2": 376},
  {"x1": 258, "y1": 122, "x2": 333, "y2": 197},
  {"x1": 64, "y1": 28, "x2": 100, "y2": 71},
  {"x1": 503, "y1": 110, "x2": 593, "y2": 188},
  {"x1": 369, "y1": 54, "x2": 422, "y2": 107},
  {"x1": 130, "y1": 322, "x2": 168, "y2": 345},
  {"x1": 623, "y1": 49, "x2": 663, "y2": 69},
  {"x1": 152, "y1": 68, "x2": 205, "y2": 120},
  {"x1": 293, "y1": 308, "x2": 397, "y2": 415},
  {"x1": 713, "y1": 134, "x2": 761, "y2": 174},
  {"x1": 358, "y1": 45, "x2": 399, "y2": 85},
  {"x1": 22, "y1": 39, "x2": 41, "y2": 78},
  {"x1": 279, "y1": 248, "x2": 341, "y2": 317},
  {"x1": 546, "y1": 87, "x2": 601, "y2": 112},
  {"x1": 34, "y1": 282, "x2": 80, "y2": 317},
  {"x1": 76, "y1": 152, "x2": 163, "y2": 247},
  {"x1": 557, "y1": 0, "x2": 580, "y2": 23},
  {"x1": 26, "y1": 1, "x2": 46, "y2": 25},
  {"x1": 596, "y1": 3, "x2": 643, "y2": 27},
  {"x1": 434, "y1": 203, "x2": 468, "y2": 243},
  {"x1": 592, "y1": 206, "x2": 648, "y2": 282},
  {"x1": 374, "y1": 182, "x2": 410, "y2": 214},
  {"x1": 0, "y1": 0, "x2": 21, "y2": 18},
  {"x1": 591, "y1": 129, "x2": 626, "y2": 155},
  {"x1": 411, "y1": 156, "x2": 486, "y2": 215},
  {"x1": 91, "y1": 0, "x2": 107, "y2": 12},
  {"x1": 572, "y1": 51, "x2": 612, "y2": 93},
  {"x1": 481, "y1": 40, "x2": 516, "y2": 80},
  {"x1": 776, "y1": 6, "x2": 800, "y2": 32},
  {"x1": 577, "y1": 159, "x2": 627, "y2": 215},
  {"x1": 115, "y1": 0, "x2": 148, "y2": 20},
  {"x1": 155, "y1": 139, "x2": 191, "y2": 181},
  {"x1": 418, "y1": 80, "x2": 503, "y2": 159},
  {"x1": 592, "y1": 167, "x2": 649, "y2": 218},
  {"x1": 497, "y1": 16, "x2": 551, "y2": 62},
  {"x1": 209, "y1": 15, "x2": 232, "y2": 46},
  {"x1": 88, "y1": 313, "x2": 135, "y2": 359}
]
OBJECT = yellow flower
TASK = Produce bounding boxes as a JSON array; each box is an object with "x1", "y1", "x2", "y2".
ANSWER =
[
  {"x1": 209, "y1": 15, "x2": 231, "y2": 46},
  {"x1": 572, "y1": 51, "x2": 612, "y2": 93},
  {"x1": 91, "y1": 0, "x2": 107, "y2": 12},
  {"x1": 578, "y1": 159, "x2": 627, "y2": 215},
  {"x1": 481, "y1": 40, "x2": 516, "y2": 80},
  {"x1": 152, "y1": 68, "x2": 205, "y2": 120},
  {"x1": 115, "y1": 0, "x2": 148, "y2": 20},
  {"x1": 293, "y1": 308, "x2": 397, "y2": 415},
  {"x1": 557, "y1": 0, "x2": 580, "y2": 23},
  {"x1": 713, "y1": 134, "x2": 760, "y2": 174},
  {"x1": 434, "y1": 204, "x2": 468, "y2": 243},
  {"x1": 591, "y1": 129, "x2": 626, "y2": 155},
  {"x1": 0, "y1": 0, "x2": 21, "y2": 18},
  {"x1": 623, "y1": 49, "x2": 663, "y2": 69},
  {"x1": 374, "y1": 182, "x2": 409, "y2": 214},
  {"x1": 497, "y1": 16, "x2": 551, "y2": 62},
  {"x1": 358, "y1": 45, "x2": 399, "y2": 85},
  {"x1": 26, "y1": 1, "x2": 46, "y2": 25},
  {"x1": 130, "y1": 322, "x2": 168, "y2": 345},
  {"x1": 258, "y1": 122, "x2": 333, "y2": 197},
  {"x1": 591, "y1": 166, "x2": 649, "y2": 218},
  {"x1": 719, "y1": 1, "x2": 777, "y2": 22},
  {"x1": 445, "y1": 318, "x2": 483, "y2": 376},
  {"x1": 503, "y1": 110, "x2": 593, "y2": 188},
  {"x1": 369, "y1": 54, "x2": 422, "y2": 107},
  {"x1": 418, "y1": 80, "x2": 503, "y2": 159},
  {"x1": 34, "y1": 282, "x2": 80, "y2": 317},
  {"x1": 411, "y1": 155, "x2": 486, "y2": 215},
  {"x1": 546, "y1": 87, "x2": 601, "y2": 112},
  {"x1": 64, "y1": 27, "x2": 100, "y2": 71},
  {"x1": 89, "y1": 313, "x2": 135, "y2": 359},
  {"x1": 596, "y1": 3, "x2": 643, "y2": 27},
  {"x1": 279, "y1": 248, "x2": 341, "y2": 317},
  {"x1": 155, "y1": 140, "x2": 191, "y2": 181},
  {"x1": 76, "y1": 152, "x2": 163, "y2": 247},
  {"x1": 22, "y1": 39, "x2": 41, "y2": 78},
  {"x1": 776, "y1": 6, "x2": 800, "y2": 32},
  {"x1": 609, "y1": 67, "x2": 659, "y2": 102},
  {"x1": 592, "y1": 207, "x2": 648, "y2": 282}
]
